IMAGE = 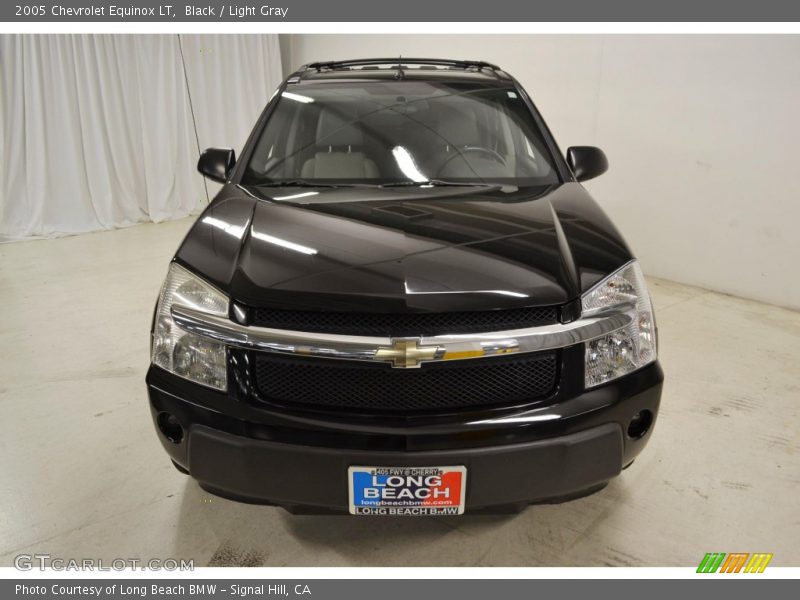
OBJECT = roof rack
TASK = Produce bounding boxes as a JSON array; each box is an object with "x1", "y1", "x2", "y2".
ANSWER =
[{"x1": 304, "y1": 58, "x2": 501, "y2": 72}]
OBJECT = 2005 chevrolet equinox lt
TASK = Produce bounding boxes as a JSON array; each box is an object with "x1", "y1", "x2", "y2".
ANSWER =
[{"x1": 147, "y1": 58, "x2": 663, "y2": 515}]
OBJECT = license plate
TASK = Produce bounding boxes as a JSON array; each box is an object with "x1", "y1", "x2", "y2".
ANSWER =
[{"x1": 348, "y1": 466, "x2": 467, "y2": 515}]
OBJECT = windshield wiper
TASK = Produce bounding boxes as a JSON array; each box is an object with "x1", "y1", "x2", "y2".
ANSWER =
[
  {"x1": 252, "y1": 179, "x2": 371, "y2": 188},
  {"x1": 379, "y1": 180, "x2": 498, "y2": 188},
  {"x1": 250, "y1": 179, "x2": 499, "y2": 190}
]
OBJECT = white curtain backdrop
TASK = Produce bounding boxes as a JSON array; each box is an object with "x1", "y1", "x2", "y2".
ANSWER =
[{"x1": 0, "y1": 34, "x2": 282, "y2": 240}]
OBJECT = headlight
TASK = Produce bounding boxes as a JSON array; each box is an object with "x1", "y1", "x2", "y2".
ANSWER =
[
  {"x1": 151, "y1": 263, "x2": 229, "y2": 390},
  {"x1": 582, "y1": 261, "x2": 656, "y2": 388}
]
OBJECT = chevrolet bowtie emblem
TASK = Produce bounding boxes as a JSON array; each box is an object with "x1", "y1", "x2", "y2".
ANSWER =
[{"x1": 374, "y1": 339, "x2": 441, "y2": 368}]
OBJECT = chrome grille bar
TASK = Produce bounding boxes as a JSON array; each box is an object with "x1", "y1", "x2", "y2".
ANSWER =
[{"x1": 171, "y1": 304, "x2": 633, "y2": 368}]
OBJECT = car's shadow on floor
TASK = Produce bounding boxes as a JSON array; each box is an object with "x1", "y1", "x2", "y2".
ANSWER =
[
  {"x1": 171, "y1": 475, "x2": 625, "y2": 567},
  {"x1": 279, "y1": 509, "x2": 515, "y2": 546}
]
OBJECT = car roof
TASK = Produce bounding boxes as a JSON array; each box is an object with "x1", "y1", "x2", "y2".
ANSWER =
[{"x1": 288, "y1": 58, "x2": 515, "y2": 85}]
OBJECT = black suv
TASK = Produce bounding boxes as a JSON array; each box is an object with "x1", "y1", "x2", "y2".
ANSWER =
[{"x1": 147, "y1": 58, "x2": 663, "y2": 515}]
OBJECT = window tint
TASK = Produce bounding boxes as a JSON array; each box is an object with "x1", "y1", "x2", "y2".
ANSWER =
[{"x1": 243, "y1": 81, "x2": 559, "y2": 186}]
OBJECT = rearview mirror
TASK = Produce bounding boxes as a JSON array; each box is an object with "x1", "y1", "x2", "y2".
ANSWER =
[
  {"x1": 197, "y1": 147, "x2": 236, "y2": 184},
  {"x1": 566, "y1": 146, "x2": 608, "y2": 182}
]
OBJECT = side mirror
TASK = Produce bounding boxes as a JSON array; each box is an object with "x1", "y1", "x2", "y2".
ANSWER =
[
  {"x1": 566, "y1": 146, "x2": 608, "y2": 182},
  {"x1": 197, "y1": 147, "x2": 236, "y2": 184}
]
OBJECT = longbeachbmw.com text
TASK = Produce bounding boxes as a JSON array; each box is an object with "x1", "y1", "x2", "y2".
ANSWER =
[{"x1": 15, "y1": 4, "x2": 290, "y2": 19}]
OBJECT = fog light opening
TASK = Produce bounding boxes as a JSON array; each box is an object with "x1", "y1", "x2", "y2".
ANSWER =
[
  {"x1": 157, "y1": 412, "x2": 184, "y2": 444},
  {"x1": 627, "y1": 410, "x2": 653, "y2": 439}
]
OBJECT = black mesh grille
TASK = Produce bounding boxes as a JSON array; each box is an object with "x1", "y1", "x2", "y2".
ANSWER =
[
  {"x1": 250, "y1": 305, "x2": 559, "y2": 336},
  {"x1": 253, "y1": 352, "x2": 558, "y2": 414}
]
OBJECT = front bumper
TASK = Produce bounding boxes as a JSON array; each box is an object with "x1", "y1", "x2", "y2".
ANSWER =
[{"x1": 146, "y1": 360, "x2": 663, "y2": 513}]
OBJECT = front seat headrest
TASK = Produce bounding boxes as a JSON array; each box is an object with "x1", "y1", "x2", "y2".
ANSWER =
[
  {"x1": 316, "y1": 107, "x2": 363, "y2": 148},
  {"x1": 438, "y1": 105, "x2": 480, "y2": 149}
]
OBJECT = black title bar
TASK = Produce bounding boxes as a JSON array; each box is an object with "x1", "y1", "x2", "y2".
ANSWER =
[{"x1": 5, "y1": 0, "x2": 800, "y2": 22}]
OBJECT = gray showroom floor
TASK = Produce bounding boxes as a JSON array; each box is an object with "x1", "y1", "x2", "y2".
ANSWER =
[{"x1": 1, "y1": 218, "x2": 798, "y2": 567}]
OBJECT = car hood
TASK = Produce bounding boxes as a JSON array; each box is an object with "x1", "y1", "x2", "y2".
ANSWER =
[{"x1": 175, "y1": 182, "x2": 632, "y2": 312}]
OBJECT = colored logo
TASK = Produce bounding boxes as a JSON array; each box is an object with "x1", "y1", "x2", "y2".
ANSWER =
[
  {"x1": 348, "y1": 466, "x2": 466, "y2": 515},
  {"x1": 697, "y1": 553, "x2": 773, "y2": 573}
]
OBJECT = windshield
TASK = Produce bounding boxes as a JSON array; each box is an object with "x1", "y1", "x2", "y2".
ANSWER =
[{"x1": 242, "y1": 80, "x2": 560, "y2": 187}]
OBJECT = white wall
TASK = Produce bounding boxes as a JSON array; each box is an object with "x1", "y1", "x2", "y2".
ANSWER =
[{"x1": 282, "y1": 35, "x2": 800, "y2": 310}]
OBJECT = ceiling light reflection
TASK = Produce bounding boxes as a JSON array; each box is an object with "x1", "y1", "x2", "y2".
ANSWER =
[
  {"x1": 250, "y1": 229, "x2": 318, "y2": 255},
  {"x1": 282, "y1": 91, "x2": 314, "y2": 104},
  {"x1": 468, "y1": 413, "x2": 561, "y2": 425},
  {"x1": 271, "y1": 191, "x2": 319, "y2": 201},
  {"x1": 202, "y1": 216, "x2": 245, "y2": 239},
  {"x1": 403, "y1": 282, "x2": 528, "y2": 298},
  {"x1": 392, "y1": 146, "x2": 428, "y2": 183}
]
